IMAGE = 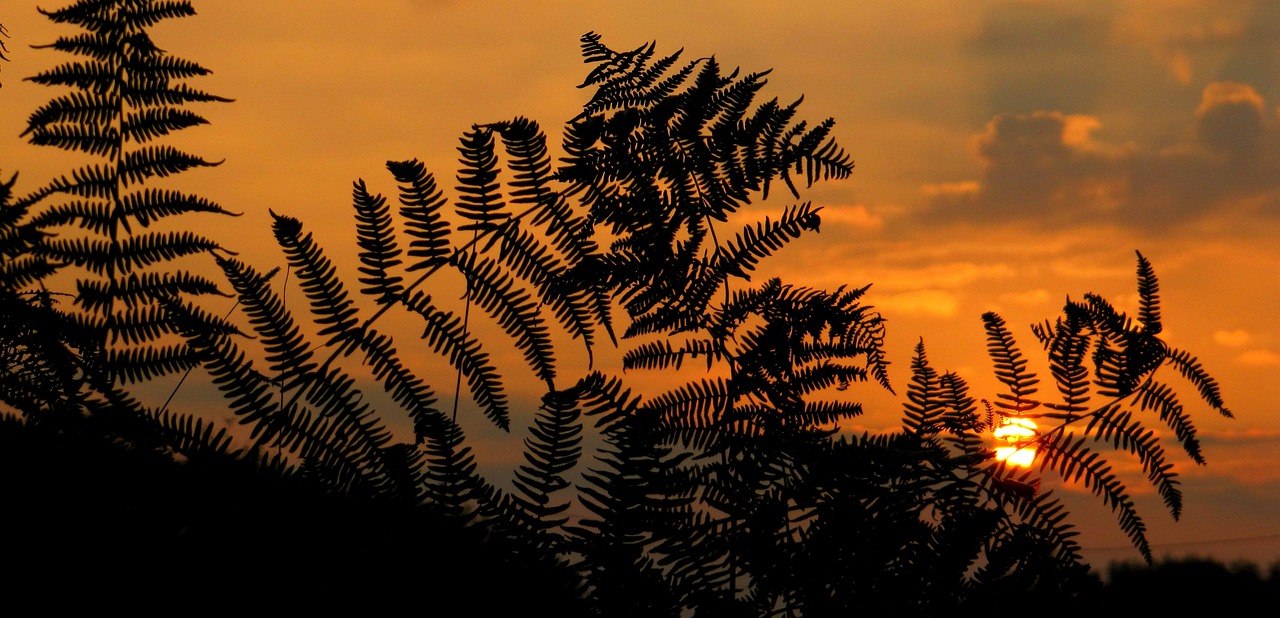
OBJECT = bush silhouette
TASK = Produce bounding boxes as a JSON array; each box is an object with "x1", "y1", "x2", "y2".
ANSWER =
[{"x1": 1, "y1": 3, "x2": 1237, "y2": 615}]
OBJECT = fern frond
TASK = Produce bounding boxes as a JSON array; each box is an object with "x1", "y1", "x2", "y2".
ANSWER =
[
  {"x1": 622, "y1": 338, "x2": 722, "y2": 372},
  {"x1": 217, "y1": 256, "x2": 317, "y2": 391},
  {"x1": 1166, "y1": 347, "x2": 1233, "y2": 418},
  {"x1": 1036, "y1": 433, "x2": 1152, "y2": 562},
  {"x1": 455, "y1": 126, "x2": 509, "y2": 233},
  {"x1": 387, "y1": 159, "x2": 452, "y2": 272},
  {"x1": 120, "y1": 145, "x2": 220, "y2": 186},
  {"x1": 716, "y1": 202, "x2": 821, "y2": 280},
  {"x1": 453, "y1": 251, "x2": 556, "y2": 387},
  {"x1": 105, "y1": 343, "x2": 198, "y2": 383},
  {"x1": 147, "y1": 408, "x2": 238, "y2": 459},
  {"x1": 903, "y1": 340, "x2": 943, "y2": 437},
  {"x1": 75, "y1": 270, "x2": 227, "y2": 312},
  {"x1": 120, "y1": 188, "x2": 236, "y2": 226},
  {"x1": 405, "y1": 291, "x2": 509, "y2": 430},
  {"x1": 351, "y1": 179, "x2": 404, "y2": 303},
  {"x1": 25, "y1": 122, "x2": 119, "y2": 156},
  {"x1": 350, "y1": 328, "x2": 441, "y2": 446},
  {"x1": 415, "y1": 409, "x2": 490, "y2": 520},
  {"x1": 981, "y1": 311, "x2": 1040, "y2": 413},
  {"x1": 510, "y1": 387, "x2": 583, "y2": 531},
  {"x1": 1136, "y1": 380, "x2": 1203, "y2": 463},
  {"x1": 42, "y1": 164, "x2": 115, "y2": 199},
  {"x1": 644, "y1": 377, "x2": 731, "y2": 434},
  {"x1": 123, "y1": 107, "x2": 209, "y2": 143},
  {"x1": 1043, "y1": 303, "x2": 1091, "y2": 417},
  {"x1": 25, "y1": 59, "x2": 114, "y2": 91},
  {"x1": 271, "y1": 212, "x2": 359, "y2": 341},
  {"x1": 1082, "y1": 406, "x2": 1184, "y2": 518}
]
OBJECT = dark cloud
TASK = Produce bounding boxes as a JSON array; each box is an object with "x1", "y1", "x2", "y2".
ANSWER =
[
  {"x1": 1196, "y1": 81, "x2": 1267, "y2": 156},
  {"x1": 923, "y1": 81, "x2": 1280, "y2": 230},
  {"x1": 1216, "y1": 1, "x2": 1280, "y2": 97},
  {"x1": 969, "y1": 3, "x2": 1116, "y2": 115}
]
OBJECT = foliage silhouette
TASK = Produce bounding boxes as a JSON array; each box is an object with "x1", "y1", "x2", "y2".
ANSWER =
[
  {"x1": 0, "y1": 7, "x2": 1237, "y2": 615},
  {"x1": 21, "y1": 0, "x2": 236, "y2": 390},
  {"x1": 1, "y1": 22, "x2": 9, "y2": 80}
]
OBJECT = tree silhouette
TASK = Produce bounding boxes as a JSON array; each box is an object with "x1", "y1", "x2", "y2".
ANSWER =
[{"x1": 0, "y1": 7, "x2": 1237, "y2": 615}]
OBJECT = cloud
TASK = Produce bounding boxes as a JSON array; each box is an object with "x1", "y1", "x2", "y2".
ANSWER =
[
  {"x1": 815, "y1": 204, "x2": 884, "y2": 231},
  {"x1": 921, "y1": 80, "x2": 1280, "y2": 230},
  {"x1": 1196, "y1": 81, "x2": 1268, "y2": 155},
  {"x1": 1236, "y1": 349, "x2": 1280, "y2": 366},
  {"x1": 923, "y1": 110, "x2": 1127, "y2": 226},
  {"x1": 873, "y1": 289, "x2": 959, "y2": 318},
  {"x1": 1214, "y1": 329, "x2": 1253, "y2": 348},
  {"x1": 968, "y1": 2, "x2": 1114, "y2": 114}
]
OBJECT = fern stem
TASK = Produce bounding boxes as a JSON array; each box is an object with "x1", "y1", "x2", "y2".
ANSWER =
[{"x1": 452, "y1": 232, "x2": 478, "y2": 422}]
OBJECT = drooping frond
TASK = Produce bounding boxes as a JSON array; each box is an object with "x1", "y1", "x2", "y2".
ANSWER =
[
  {"x1": 453, "y1": 251, "x2": 557, "y2": 387},
  {"x1": 404, "y1": 291, "x2": 509, "y2": 431},
  {"x1": 1035, "y1": 432, "x2": 1152, "y2": 562},
  {"x1": 1166, "y1": 347, "x2": 1233, "y2": 418},
  {"x1": 1082, "y1": 405, "x2": 1183, "y2": 518},
  {"x1": 509, "y1": 386, "x2": 584, "y2": 534},
  {"x1": 1135, "y1": 380, "x2": 1203, "y2": 463},
  {"x1": 216, "y1": 257, "x2": 316, "y2": 392},
  {"x1": 350, "y1": 328, "x2": 442, "y2": 446}
]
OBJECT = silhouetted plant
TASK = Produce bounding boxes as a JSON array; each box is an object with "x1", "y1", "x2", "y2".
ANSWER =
[
  {"x1": 1, "y1": 22, "x2": 10, "y2": 84},
  {"x1": 21, "y1": 0, "x2": 235, "y2": 391},
  {"x1": 174, "y1": 31, "x2": 1233, "y2": 615},
  {"x1": 0, "y1": 9, "x2": 1236, "y2": 614}
]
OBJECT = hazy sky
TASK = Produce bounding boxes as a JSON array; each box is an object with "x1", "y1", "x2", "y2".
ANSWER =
[{"x1": 3, "y1": 1, "x2": 1279, "y2": 568}]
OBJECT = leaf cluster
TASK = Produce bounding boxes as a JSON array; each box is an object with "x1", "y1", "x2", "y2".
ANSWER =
[{"x1": 0, "y1": 17, "x2": 1237, "y2": 616}]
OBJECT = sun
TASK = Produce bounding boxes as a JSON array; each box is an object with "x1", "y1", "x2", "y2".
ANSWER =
[{"x1": 993, "y1": 417, "x2": 1038, "y2": 468}]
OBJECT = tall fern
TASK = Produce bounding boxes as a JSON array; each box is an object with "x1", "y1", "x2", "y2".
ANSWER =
[{"x1": 22, "y1": 0, "x2": 234, "y2": 389}]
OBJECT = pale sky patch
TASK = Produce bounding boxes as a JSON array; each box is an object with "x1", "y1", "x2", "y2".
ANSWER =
[
  {"x1": 920, "y1": 181, "x2": 980, "y2": 198},
  {"x1": 998, "y1": 288, "x2": 1052, "y2": 307},
  {"x1": 815, "y1": 204, "x2": 884, "y2": 231},
  {"x1": 874, "y1": 289, "x2": 959, "y2": 318}
]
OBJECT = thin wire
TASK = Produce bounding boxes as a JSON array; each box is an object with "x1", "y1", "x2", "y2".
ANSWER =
[{"x1": 1083, "y1": 532, "x2": 1280, "y2": 551}]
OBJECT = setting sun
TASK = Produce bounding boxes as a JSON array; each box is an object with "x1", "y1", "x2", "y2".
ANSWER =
[{"x1": 993, "y1": 417, "x2": 1038, "y2": 468}]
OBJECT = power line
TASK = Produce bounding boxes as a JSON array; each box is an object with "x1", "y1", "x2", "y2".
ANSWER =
[{"x1": 1084, "y1": 532, "x2": 1280, "y2": 551}]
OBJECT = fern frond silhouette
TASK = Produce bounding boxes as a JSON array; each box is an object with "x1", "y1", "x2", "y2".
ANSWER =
[
  {"x1": 1, "y1": 18, "x2": 1238, "y2": 615},
  {"x1": 21, "y1": 0, "x2": 233, "y2": 388}
]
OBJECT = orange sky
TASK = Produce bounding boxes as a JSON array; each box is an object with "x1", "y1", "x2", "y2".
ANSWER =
[{"x1": 3, "y1": 1, "x2": 1279, "y2": 568}]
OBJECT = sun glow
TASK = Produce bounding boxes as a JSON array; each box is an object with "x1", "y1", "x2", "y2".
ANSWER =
[{"x1": 993, "y1": 417, "x2": 1037, "y2": 468}]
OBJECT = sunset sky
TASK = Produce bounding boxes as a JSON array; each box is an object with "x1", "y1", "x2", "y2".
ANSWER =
[{"x1": 3, "y1": 1, "x2": 1279, "y2": 569}]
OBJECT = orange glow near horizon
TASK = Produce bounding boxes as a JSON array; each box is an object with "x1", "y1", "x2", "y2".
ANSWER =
[{"x1": 993, "y1": 417, "x2": 1037, "y2": 468}]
